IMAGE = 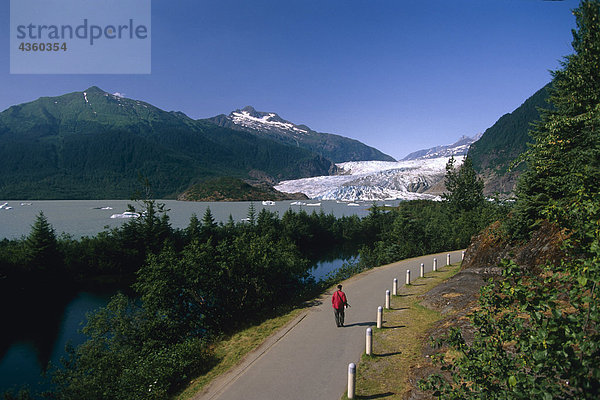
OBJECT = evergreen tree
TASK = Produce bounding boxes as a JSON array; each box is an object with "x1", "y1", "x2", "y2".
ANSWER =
[
  {"x1": 201, "y1": 207, "x2": 217, "y2": 229},
  {"x1": 25, "y1": 211, "x2": 60, "y2": 273},
  {"x1": 185, "y1": 213, "x2": 201, "y2": 240},
  {"x1": 442, "y1": 156, "x2": 485, "y2": 212},
  {"x1": 246, "y1": 202, "x2": 256, "y2": 226},
  {"x1": 513, "y1": 0, "x2": 600, "y2": 236},
  {"x1": 201, "y1": 207, "x2": 218, "y2": 241}
]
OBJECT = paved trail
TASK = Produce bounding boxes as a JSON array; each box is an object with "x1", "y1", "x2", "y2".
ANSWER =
[{"x1": 194, "y1": 250, "x2": 463, "y2": 400}]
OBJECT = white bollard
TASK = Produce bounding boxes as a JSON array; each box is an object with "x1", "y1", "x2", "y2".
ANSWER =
[
  {"x1": 393, "y1": 278, "x2": 398, "y2": 296},
  {"x1": 462, "y1": 250, "x2": 465, "y2": 260},
  {"x1": 433, "y1": 258, "x2": 437, "y2": 272},
  {"x1": 348, "y1": 363, "x2": 356, "y2": 399},
  {"x1": 447, "y1": 253, "x2": 451, "y2": 266},
  {"x1": 366, "y1": 328, "x2": 372, "y2": 355},
  {"x1": 406, "y1": 269, "x2": 411, "y2": 285},
  {"x1": 377, "y1": 306, "x2": 383, "y2": 328},
  {"x1": 420, "y1": 263, "x2": 425, "y2": 278},
  {"x1": 385, "y1": 290, "x2": 390, "y2": 309}
]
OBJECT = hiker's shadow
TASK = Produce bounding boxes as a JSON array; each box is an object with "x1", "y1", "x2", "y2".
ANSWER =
[{"x1": 344, "y1": 321, "x2": 376, "y2": 327}]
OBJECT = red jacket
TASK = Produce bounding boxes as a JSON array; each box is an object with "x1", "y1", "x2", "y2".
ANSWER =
[{"x1": 332, "y1": 290, "x2": 347, "y2": 310}]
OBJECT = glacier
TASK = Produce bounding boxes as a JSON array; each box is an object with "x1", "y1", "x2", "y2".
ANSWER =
[{"x1": 275, "y1": 156, "x2": 464, "y2": 201}]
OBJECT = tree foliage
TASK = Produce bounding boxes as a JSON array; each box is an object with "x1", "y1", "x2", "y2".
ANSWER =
[
  {"x1": 512, "y1": 0, "x2": 600, "y2": 238},
  {"x1": 442, "y1": 156, "x2": 485, "y2": 212},
  {"x1": 24, "y1": 212, "x2": 60, "y2": 274},
  {"x1": 420, "y1": 2, "x2": 600, "y2": 397}
]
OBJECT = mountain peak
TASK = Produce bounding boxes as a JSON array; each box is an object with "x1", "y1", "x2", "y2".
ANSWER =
[
  {"x1": 241, "y1": 105, "x2": 258, "y2": 114},
  {"x1": 402, "y1": 135, "x2": 478, "y2": 161},
  {"x1": 228, "y1": 106, "x2": 301, "y2": 133},
  {"x1": 207, "y1": 107, "x2": 396, "y2": 163},
  {"x1": 84, "y1": 86, "x2": 106, "y2": 94}
]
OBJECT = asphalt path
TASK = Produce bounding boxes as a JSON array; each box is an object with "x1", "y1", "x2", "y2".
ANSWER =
[{"x1": 194, "y1": 250, "x2": 464, "y2": 400}]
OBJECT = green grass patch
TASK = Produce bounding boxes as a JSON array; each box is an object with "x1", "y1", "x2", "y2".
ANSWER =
[
  {"x1": 175, "y1": 308, "x2": 305, "y2": 399},
  {"x1": 346, "y1": 264, "x2": 461, "y2": 400}
]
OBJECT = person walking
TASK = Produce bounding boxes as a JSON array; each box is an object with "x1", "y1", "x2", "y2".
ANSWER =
[{"x1": 332, "y1": 284, "x2": 349, "y2": 327}]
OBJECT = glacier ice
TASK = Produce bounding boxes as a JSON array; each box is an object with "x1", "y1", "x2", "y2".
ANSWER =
[{"x1": 275, "y1": 156, "x2": 464, "y2": 201}]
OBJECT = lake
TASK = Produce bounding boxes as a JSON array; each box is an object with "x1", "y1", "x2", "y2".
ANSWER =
[
  {"x1": 0, "y1": 199, "x2": 394, "y2": 239},
  {"x1": 0, "y1": 200, "x2": 378, "y2": 395}
]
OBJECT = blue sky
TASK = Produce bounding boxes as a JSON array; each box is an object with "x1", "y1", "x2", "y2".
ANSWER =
[{"x1": 0, "y1": 0, "x2": 580, "y2": 159}]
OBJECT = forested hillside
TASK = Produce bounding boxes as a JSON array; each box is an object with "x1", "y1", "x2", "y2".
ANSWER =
[
  {"x1": 468, "y1": 84, "x2": 551, "y2": 195},
  {"x1": 0, "y1": 87, "x2": 333, "y2": 199}
]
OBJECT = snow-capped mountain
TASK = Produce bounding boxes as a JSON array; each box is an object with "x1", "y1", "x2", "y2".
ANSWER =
[
  {"x1": 401, "y1": 134, "x2": 481, "y2": 161},
  {"x1": 224, "y1": 106, "x2": 311, "y2": 136},
  {"x1": 275, "y1": 156, "x2": 465, "y2": 201},
  {"x1": 208, "y1": 106, "x2": 395, "y2": 163}
]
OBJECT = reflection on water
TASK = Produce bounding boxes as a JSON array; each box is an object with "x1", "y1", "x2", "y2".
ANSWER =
[
  {"x1": 0, "y1": 283, "x2": 113, "y2": 394},
  {"x1": 310, "y1": 257, "x2": 359, "y2": 282}
]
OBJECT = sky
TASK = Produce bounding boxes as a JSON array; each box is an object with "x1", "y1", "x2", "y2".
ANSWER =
[{"x1": 0, "y1": 0, "x2": 581, "y2": 160}]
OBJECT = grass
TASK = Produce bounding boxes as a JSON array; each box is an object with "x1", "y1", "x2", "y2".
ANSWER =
[
  {"x1": 175, "y1": 308, "x2": 305, "y2": 399},
  {"x1": 342, "y1": 263, "x2": 461, "y2": 400}
]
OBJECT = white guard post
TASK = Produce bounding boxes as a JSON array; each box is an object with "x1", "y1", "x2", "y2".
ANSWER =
[
  {"x1": 385, "y1": 290, "x2": 390, "y2": 309},
  {"x1": 348, "y1": 363, "x2": 356, "y2": 399},
  {"x1": 366, "y1": 328, "x2": 372, "y2": 355}
]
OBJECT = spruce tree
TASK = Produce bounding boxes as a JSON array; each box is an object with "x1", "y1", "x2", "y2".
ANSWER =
[
  {"x1": 202, "y1": 207, "x2": 217, "y2": 229},
  {"x1": 513, "y1": 0, "x2": 600, "y2": 236},
  {"x1": 442, "y1": 156, "x2": 485, "y2": 212},
  {"x1": 25, "y1": 211, "x2": 60, "y2": 273}
]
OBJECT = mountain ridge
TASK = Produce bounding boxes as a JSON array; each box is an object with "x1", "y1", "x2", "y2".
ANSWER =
[
  {"x1": 0, "y1": 87, "x2": 335, "y2": 199},
  {"x1": 402, "y1": 134, "x2": 481, "y2": 161},
  {"x1": 208, "y1": 106, "x2": 396, "y2": 163}
]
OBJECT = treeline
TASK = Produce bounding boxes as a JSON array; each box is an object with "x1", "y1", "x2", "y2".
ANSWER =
[{"x1": 0, "y1": 203, "x2": 374, "y2": 287}]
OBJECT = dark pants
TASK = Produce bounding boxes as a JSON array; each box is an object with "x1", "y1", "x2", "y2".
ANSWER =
[{"x1": 334, "y1": 308, "x2": 345, "y2": 327}]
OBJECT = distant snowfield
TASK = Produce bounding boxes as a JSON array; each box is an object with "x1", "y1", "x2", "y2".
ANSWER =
[{"x1": 275, "y1": 156, "x2": 464, "y2": 201}]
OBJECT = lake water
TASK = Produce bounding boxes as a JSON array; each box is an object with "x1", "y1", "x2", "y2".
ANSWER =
[
  {"x1": 0, "y1": 200, "x2": 379, "y2": 395},
  {"x1": 0, "y1": 199, "x2": 395, "y2": 239},
  {"x1": 0, "y1": 290, "x2": 114, "y2": 395}
]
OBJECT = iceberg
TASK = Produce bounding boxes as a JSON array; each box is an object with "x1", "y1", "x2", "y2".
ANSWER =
[{"x1": 110, "y1": 211, "x2": 140, "y2": 219}]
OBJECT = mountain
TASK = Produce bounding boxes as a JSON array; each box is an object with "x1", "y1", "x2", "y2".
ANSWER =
[
  {"x1": 468, "y1": 84, "x2": 552, "y2": 195},
  {"x1": 0, "y1": 87, "x2": 333, "y2": 199},
  {"x1": 208, "y1": 106, "x2": 396, "y2": 163},
  {"x1": 402, "y1": 134, "x2": 481, "y2": 161},
  {"x1": 275, "y1": 157, "x2": 463, "y2": 201}
]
